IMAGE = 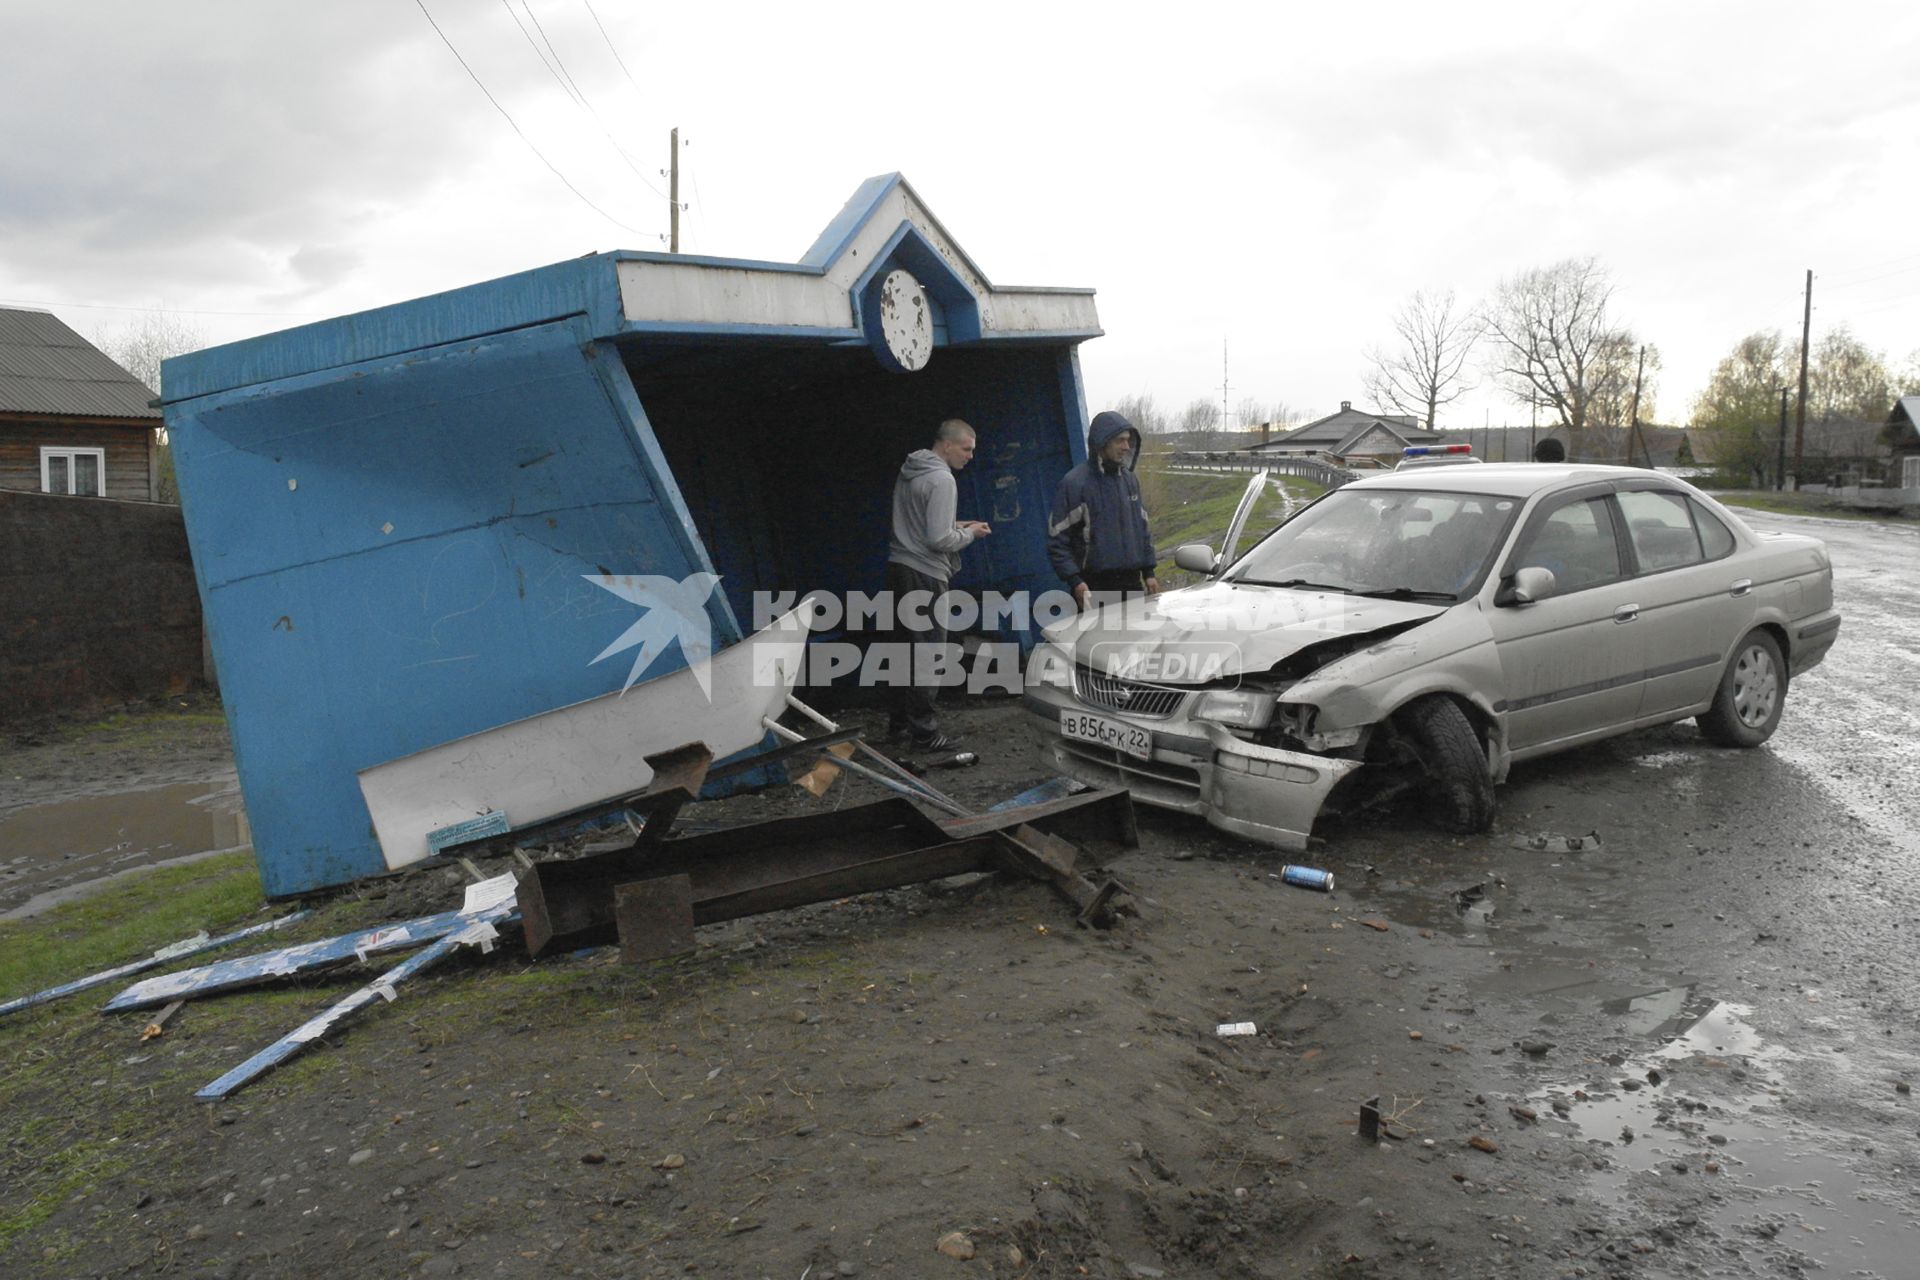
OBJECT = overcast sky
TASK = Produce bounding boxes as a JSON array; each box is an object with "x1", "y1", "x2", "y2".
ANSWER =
[{"x1": 3, "y1": 0, "x2": 1916, "y2": 431}]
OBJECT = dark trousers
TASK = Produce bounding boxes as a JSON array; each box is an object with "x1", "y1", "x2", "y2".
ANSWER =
[
  {"x1": 1081, "y1": 567, "x2": 1148, "y2": 610},
  {"x1": 884, "y1": 561, "x2": 951, "y2": 739}
]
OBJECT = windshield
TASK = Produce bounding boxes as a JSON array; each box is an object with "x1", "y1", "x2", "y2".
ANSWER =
[{"x1": 1227, "y1": 486, "x2": 1520, "y2": 600}]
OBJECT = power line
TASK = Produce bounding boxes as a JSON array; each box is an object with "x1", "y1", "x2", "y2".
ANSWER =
[
  {"x1": 412, "y1": 0, "x2": 646, "y2": 236},
  {"x1": 1815, "y1": 262, "x2": 1920, "y2": 293},
  {"x1": 501, "y1": 0, "x2": 668, "y2": 202},
  {"x1": 581, "y1": 0, "x2": 643, "y2": 100},
  {"x1": 1820, "y1": 250, "x2": 1920, "y2": 282},
  {"x1": 499, "y1": 0, "x2": 585, "y2": 109}
]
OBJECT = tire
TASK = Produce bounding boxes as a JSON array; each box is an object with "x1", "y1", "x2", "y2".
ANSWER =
[
  {"x1": 1399, "y1": 695, "x2": 1495, "y2": 834},
  {"x1": 1697, "y1": 629, "x2": 1786, "y2": 747}
]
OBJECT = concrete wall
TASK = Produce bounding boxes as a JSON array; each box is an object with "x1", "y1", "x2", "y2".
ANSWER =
[{"x1": 0, "y1": 489, "x2": 203, "y2": 724}]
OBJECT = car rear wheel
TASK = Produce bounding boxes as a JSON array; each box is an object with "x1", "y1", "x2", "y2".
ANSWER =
[
  {"x1": 1399, "y1": 695, "x2": 1495, "y2": 834},
  {"x1": 1697, "y1": 629, "x2": 1785, "y2": 748}
]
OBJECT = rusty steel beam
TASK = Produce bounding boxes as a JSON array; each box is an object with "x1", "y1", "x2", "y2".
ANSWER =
[
  {"x1": 520, "y1": 798, "x2": 951, "y2": 955},
  {"x1": 520, "y1": 788, "x2": 1142, "y2": 962}
]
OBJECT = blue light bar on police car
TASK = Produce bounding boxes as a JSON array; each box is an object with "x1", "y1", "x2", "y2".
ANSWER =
[{"x1": 1401, "y1": 444, "x2": 1474, "y2": 457}]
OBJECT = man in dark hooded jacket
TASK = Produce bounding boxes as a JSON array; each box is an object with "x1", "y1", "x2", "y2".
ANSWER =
[{"x1": 1047, "y1": 411, "x2": 1160, "y2": 609}]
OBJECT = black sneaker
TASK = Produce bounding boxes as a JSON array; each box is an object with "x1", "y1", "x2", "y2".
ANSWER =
[{"x1": 909, "y1": 730, "x2": 962, "y2": 752}]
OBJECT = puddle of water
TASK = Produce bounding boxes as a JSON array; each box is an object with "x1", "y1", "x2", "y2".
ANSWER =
[
  {"x1": 0, "y1": 782, "x2": 249, "y2": 915},
  {"x1": 1535, "y1": 997, "x2": 1919, "y2": 1278},
  {"x1": 1630, "y1": 751, "x2": 1696, "y2": 770}
]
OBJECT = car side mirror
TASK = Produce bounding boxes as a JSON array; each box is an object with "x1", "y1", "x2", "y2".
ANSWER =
[
  {"x1": 1174, "y1": 543, "x2": 1218, "y2": 575},
  {"x1": 1496, "y1": 565, "x2": 1557, "y2": 607}
]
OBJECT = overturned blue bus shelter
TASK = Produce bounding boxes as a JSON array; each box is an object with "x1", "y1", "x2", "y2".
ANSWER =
[{"x1": 161, "y1": 174, "x2": 1103, "y2": 897}]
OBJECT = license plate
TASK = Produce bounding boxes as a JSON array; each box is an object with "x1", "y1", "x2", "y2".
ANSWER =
[{"x1": 1059, "y1": 710, "x2": 1153, "y2": 761}]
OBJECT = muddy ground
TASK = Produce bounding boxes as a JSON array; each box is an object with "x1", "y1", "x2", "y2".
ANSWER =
[{"x1": 0, "y1": 689, "x2": 1890, "y2": 1280}]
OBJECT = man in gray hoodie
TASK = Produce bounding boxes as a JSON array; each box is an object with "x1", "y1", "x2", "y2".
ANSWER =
[{"x1": 885, "y1": 418, "x2": 991, "y2": 749}]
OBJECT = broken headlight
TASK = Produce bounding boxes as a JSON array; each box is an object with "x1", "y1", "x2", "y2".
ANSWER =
[
  {"x1": 1191, "y1": 689, "x2": 1276, "y2": 729},
  {"x1": 1276, "y1": 702, "x2": 1363, "y2": 751}
]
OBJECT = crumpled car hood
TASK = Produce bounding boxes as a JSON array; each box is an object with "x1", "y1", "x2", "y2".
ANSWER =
[{"x1": 1045, "y1": 580, "x2": 1445, "y2": 682}]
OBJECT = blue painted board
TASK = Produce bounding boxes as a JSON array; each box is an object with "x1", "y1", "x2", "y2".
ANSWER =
[
  {"x1": 0, "y1": 913, "x2": 309, "y2": 1021},
  {"x1": 195, "y1": 905, "x2": 515, "y2": 1101},
  {"x1": 103, "y1": 909, "x2": 476, "y2": 1012}
]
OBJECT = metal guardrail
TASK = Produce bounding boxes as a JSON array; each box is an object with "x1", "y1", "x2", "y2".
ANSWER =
[{"x1": 1155, "y1": 451, "x2": 1360, "y2": 489}]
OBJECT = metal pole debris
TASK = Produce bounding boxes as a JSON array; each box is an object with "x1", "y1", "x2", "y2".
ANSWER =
[
  {"x1": 194, "y1": 903, "x2": 516, "y2": 1101},
  {"x1": 0, "y1": 912, "x2": 310, "y2": 1021}
]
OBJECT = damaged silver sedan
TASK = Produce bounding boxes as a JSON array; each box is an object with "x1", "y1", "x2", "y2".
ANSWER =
[{"x1": 1023, "y1": 463, "x2": 1840, "y2": 850}]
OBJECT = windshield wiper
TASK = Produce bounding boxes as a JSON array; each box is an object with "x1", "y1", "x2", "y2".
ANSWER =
[
  {"x1": 1353, "y1": 586, "x2": 1457, "y2": 602},
  {"x1": 1238, "y1": 578, "x2": 1353, "y2": 593}
]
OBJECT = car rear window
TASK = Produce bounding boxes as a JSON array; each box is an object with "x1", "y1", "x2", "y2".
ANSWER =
[
  {"x1": 1618, "y1": 490, "x2": 1704, "y2": 571},
  {"x1": 1691, "y1": 500, "x2": 1736, "y2": 560}
]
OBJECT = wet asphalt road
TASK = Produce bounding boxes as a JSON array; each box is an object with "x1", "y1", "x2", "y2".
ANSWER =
[{"x1": 1342, "y1": 509, "x2": 1920, "y2": 1278}]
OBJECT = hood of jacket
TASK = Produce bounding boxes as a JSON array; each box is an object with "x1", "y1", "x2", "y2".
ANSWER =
[
  {"x1": 899, "y1": 448, "x2": 951, "y2": 482},
  {"x1": 1088, "y1": 411, "x2": 1141, "y2": 472}
]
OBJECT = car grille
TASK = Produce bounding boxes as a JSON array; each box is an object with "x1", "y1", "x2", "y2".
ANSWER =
[{"x1": 1074, "y1": 668, "x2": 1187, "y2": 719}]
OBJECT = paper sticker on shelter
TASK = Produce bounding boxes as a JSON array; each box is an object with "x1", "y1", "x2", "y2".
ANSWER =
[{"x1": 160, "y1": 175, "x2": 1103, "y2": 896}]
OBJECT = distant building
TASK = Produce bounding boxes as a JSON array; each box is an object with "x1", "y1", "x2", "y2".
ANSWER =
[
  {"x1": 0, "y1": 307, "x2": 162, "y2": 500},
  {"x1": 1248, "y1": 400, "x2": 1443, "y2": 465},
  {"x1": 1883, "y1": 396, "x2": 1920, "y2": 489}
]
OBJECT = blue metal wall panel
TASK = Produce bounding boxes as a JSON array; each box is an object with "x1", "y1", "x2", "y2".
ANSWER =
[
  {"x1": 160, "y1": 259, "x2": 606, "y2": 403},
  {"x1": 171, "y1": 319, "x2": 732, "y2": 896}
]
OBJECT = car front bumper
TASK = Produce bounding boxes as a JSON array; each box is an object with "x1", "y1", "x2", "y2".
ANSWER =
[{"x1": 1022, "y1": 686, "x2": 1358, "y2": 852}]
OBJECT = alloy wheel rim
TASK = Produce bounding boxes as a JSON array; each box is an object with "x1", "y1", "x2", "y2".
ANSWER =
[{"x1": 1732, "y1": 645, "x2": 1778, "y2": 727}]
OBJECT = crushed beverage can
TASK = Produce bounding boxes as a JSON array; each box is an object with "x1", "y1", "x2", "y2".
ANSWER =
[{"x1": 1280, "y1": 864, "x2": 1334, "y2": 892}]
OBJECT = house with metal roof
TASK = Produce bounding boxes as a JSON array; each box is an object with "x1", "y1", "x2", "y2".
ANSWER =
[
  {"x1": 1248, "y1": 400, "x2": 1443, "y2": 464},
  {"x1": 0, "y1": 307, "x2": 163, "y2": 500},
  {"x1": 161, "y1": 173, "x2": 1104, "y2": 895}
]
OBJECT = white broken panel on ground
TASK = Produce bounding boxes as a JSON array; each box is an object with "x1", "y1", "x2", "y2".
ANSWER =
[{"x1": 356, "y1": 604, "x2": 818, "y2": 870}]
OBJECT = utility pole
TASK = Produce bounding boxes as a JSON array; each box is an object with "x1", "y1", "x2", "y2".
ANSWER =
[
  {"x1": 669, "y1": 127, "x2": 681, "y2": 253},
  {"x1": 1792, "y1": 268, "x2": 1811, "y2": 487},
  {"x1": 1220, "y1": 340, "x2": 1232, "y2": 441},
  {"x1": 1529, "y1": 396, "x2": 1537, "y2": 462},
  {"x1": 1775, "y1": 386, "x2": 1789, "y2": 491},
  {"x1": 1623, "y1": 345, "x2": 1648, "y2": 467}
]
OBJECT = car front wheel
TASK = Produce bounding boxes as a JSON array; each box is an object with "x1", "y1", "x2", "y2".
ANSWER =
[
  {"x1": 1697, "y1": 629, "x2": 1786, "y2": 748},
  {"x1": 1399, "y1": 695, "x2": 1495, "y2": 834}
]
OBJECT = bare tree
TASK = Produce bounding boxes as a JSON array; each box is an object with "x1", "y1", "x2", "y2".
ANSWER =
[
  {"x1": 1807, "y1": 325, "x2": 1893, "y2": 423},
  {"x1": 1898, "y1": 348, "x2": 1920, "y2": 397},
  {"x1": 1107, "y1": 391, "x2": 1168, "y2": 436},
  {"x1": 1233, "y1": 397, "x2": 1271, "y2": 429},
  {"x1": 1177, "y1": 398, "x2": 1223, "y2": 449},
  {"x1": 1585, "y1": 336, "x2": 1662, "y2": 461},
  {"x1": 1361, "y1": 289, "x2": 1479, "y2": 430},
  {"x1": 94, "y1": 310, "x2": 205, "y2": 504},
  {"x1": 1481, "y1": 258, "x2": 1640, "y2": 441},
  {"x1": 94, "y1": 309, "x2": 204, "y2": 397}
]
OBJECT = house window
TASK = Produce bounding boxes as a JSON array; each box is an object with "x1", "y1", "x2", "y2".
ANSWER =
[
  {"x1": 40, "y1": 447, "x2": 106, "y2": 496},
  {"x1": 1905, "y1": 456, "x2": 1920, "y2": 491}
]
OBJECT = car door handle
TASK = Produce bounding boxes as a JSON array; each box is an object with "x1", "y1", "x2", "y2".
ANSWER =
[
  {"x1": 1613, "y1": 604, "x2": 1640, "y2": 623},
  {"x1": 1729, "y1": 578, "x2": 1753, "y2": 597}
]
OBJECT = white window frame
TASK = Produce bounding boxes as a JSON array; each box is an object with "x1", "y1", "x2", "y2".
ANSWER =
[
  {"x1": 40, "y1": 446, "x2": 107, "y2": 496},
  {"x1": 1904, "y1": 455, "x2": 1920, "y2": 491}
]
